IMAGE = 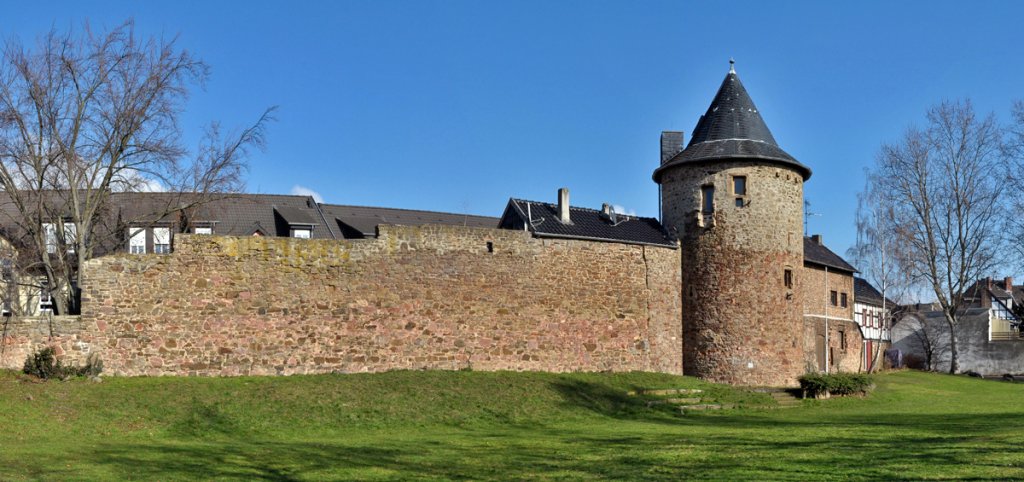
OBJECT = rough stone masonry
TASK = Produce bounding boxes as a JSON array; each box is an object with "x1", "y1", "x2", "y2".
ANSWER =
[{"x1": 54, "y1": 225, "x2": 682, "y2": 376}]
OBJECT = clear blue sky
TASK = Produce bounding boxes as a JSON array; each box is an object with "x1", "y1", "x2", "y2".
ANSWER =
[{"x1": 5, "y1": 1, "x2": 1024, "y2": 256}]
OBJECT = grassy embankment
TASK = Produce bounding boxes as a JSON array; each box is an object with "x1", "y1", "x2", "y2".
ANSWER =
[{"x1": 0, "y1": 369, "x2": 1021, "y2": 480}]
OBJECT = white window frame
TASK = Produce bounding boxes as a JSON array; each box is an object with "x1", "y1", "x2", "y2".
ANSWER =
[
  {"x1": 43, "y1": 223, "x2": 57, "y2": 254},
  {"x1": 194, "y1": 226, "x2": 213, "y2": 235},
  {"x1": 38, "y1": 278, "x2": 52, "y2": 313},
  {"x1": 291, "y1": 228, "x2": 312, "y2": 239},
  {"x1": 153, "y1": 227, "x2": 171, "y2": 254},
  {"x1": 129, "y1": 227, "x2": 146, "y2": 254},
  {"x1": 63, "y1": 222, "x2": 77, "y2": 253}
]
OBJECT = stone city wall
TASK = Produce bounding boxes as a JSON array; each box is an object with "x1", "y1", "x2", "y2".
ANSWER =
[
  {"x1": 0, "y1": 316, "x2": 91, "y2": 370},
  {"x1": 72, "y1": 225, "x2": 682, "y2": 376}
]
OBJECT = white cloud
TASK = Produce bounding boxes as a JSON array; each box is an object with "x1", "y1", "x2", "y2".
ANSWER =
[
  {"x1": 137, "y1": 178, "x2": 166, "y2": 193},
  {"x1": 290, "y1": 185, "x2": 324, "y2": 203},
  {"x1": 611, "y1": 204, "x2": 637, "y2": 216},
  {"x1": 112, "y1": 169, "x2": 165, "y2": 192}
]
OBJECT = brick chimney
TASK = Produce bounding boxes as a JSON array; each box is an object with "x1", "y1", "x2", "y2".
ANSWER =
[
  {"x1": 1005, "y1": 276, "x2": 1013, "y2": 292},
  {"x1": 981, "y1": 277, "x2": 993, "y2": 308},
  {"x1": 811, "y1": 234, "x2": 823, "y2": 246},
  {"x1": 557, "y1": 188, "x2": 571, "y2": 224},
  {"x1": 661, "y1": 131, "x2": 684, "y2": 165}
]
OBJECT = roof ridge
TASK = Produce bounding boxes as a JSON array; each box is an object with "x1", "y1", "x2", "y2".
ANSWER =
[
  {"x1": 321, "y1": 203, "x2": 498, "y2": 219},
  {"x1": 510, "y1": 199, "x2": 655, "y2": 220}
]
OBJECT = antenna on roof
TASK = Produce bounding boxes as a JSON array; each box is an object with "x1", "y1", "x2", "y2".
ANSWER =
[
  {"x1": 804, "y1": 200, "x2": 821, "y2": 236},
  {"x1": 526, "y1": 202, "x2": 544, "y2": 229},
  {"x1": 729, "y1": 58, "x2": 736, "y2": 74},
  {"x1": 601, "y1": 203, "x2": 631, "y2": 227}
]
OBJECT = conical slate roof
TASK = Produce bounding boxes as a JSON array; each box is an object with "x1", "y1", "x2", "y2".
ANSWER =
[{"x1": 654, "y1": 66, "x2": 811, "y2": 182}]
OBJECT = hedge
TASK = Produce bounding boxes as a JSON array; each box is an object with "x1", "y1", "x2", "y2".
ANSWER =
[{"x1": 798, "y1": 372, "x2": 873, "y2": 398}]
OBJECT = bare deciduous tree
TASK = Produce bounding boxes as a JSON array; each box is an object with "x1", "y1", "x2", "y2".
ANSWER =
[
  {"x1": 1005, "y1": 100, "x2": 1024, "y2": 263},
  {"x1": 868, "y1": 100, "x2": 1005, "y2": 374},
  {"x1": 899, "y1": 311, "x2": 945, "y2": 371},
  {"x1": 0, "y1": 20, "x2": 274, "y2": 314},
  {"x1": 848, "y1": 177, "x2": 910, "y2": 372}
]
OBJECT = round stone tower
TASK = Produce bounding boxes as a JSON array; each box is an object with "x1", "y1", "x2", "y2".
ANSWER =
[{"x1": 654, "y1": 62, "x2": 812, "y2": 386}]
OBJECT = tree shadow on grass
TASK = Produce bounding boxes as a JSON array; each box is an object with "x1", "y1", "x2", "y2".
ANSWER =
[
  {"x1": 167, "y1": 398, "x2": 250, "y2": 439},
  {"x1": 548, "y1": 378, "x2": 682, "y2": 421},
  {"x1": 11, "y1": 411, "x2": 1022, "y2": 482}
]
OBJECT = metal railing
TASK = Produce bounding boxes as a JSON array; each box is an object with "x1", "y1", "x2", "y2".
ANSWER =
[{"x1": 991, "y1": 330, "x2": 1024, "y2": 341}]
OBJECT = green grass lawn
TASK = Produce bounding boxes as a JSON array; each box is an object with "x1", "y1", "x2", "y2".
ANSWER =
[{"x1": 0, "y1": 369, "x2": 1022, "y2": 480}]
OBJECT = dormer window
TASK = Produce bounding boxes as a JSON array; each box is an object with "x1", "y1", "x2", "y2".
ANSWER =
[
  {"x1": 274, "y1": 206, "x2": 318, "y2": 240},
  {"x1": 43, "y1": 222, "x2": 76, "y2": 254},
  {"x1": 153, "y1": 227, "x2": 171, "y2": 254},
  {"x1": 194, "y1": 226, "x2": 213, "y2": 235},
  {"x1": 129, "y1": 228, "x2": 146, "y2": 254}
]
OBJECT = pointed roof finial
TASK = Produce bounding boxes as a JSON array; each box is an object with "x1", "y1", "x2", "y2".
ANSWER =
[{"x1": 728, "y1": 58, "x2": 736, "y2": 74}]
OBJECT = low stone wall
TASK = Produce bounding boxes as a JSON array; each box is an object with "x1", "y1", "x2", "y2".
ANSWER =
[
  {"x1": 0, "y1": 315, "x2": 91, "y2": 369},
  {"x1": 77, "y1": 225, "x2": 683, "y2": 376}
]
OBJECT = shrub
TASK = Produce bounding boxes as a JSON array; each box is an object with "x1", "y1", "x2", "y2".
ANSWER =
[
  {"x1": 22, "y1": 347, "x2": 103, "y2": 380},
  {"x1": 798, "y1": 372, "x2": 873, "y2": 398},
  {"x1": 23, "y1": 346, "x2": 63, "y2": 379}
]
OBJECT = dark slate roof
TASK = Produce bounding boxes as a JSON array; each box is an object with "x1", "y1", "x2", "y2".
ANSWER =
[
  {"x1": 319, "y1": 204, "x2": 499, "y2": 238},
  {"x1": 498, "y1": 199, "x2": 677, "y2": 248},
  {"x1": 854, "y1": 277, "x2": 898, "y2": 308},
  {"x1": 963, "y1": 278, "x2": 1024, "y2": 307},
  {"x1": 274, "y1": 205, "x2": 319, "y2": 226},
  {"x1": 804, "y1": 237, "x2": 857, "y2": 273},
  {"x1": 111, "y1": 192, "x2": 334, "y2": 239},
  {"x1": 196, "y1": 194, "x2": 333, "y2": 239},
  {"x1": 653, "y1": 67, "x2": 811, "y2": 183}
]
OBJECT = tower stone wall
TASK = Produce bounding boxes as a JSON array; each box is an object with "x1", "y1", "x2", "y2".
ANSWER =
[{"x1": 660, "y1": 161, "x2": 806, "y2": 386}]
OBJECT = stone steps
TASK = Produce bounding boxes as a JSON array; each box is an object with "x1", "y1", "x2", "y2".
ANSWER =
[
  {"x1": 679, "y1": 403, "x2": 735, "y2": 413},
  {"x1": 767, "y1": 390, "x2": 803, "y2": 408},
  {"x1": 627, "y1": 388, "x2": 704, "y2": 396},
  {"x1": 645, "y1": 397, "x2": 703, "y2": 407}
]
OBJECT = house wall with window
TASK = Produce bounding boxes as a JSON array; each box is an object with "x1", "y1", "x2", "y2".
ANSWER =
[
  {"x1": 854, "y1": 301, "x2": 892, "y2": 372},
  {"x1": 801, "y1": 264, "x2": 860, "y2": 373},
  {"x1": 0, "y1": 233, "x2": 65, "y2": 317}
]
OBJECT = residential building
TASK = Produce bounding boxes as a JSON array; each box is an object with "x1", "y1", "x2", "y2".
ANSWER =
[
  {"x1": 802, "y1": 234, "x2": 860, "y2": 373},
  {"x1": 892, "y1": 277, "x2": 1024, "y2": 375},
  {"x1": 853, "y1": 276, "x2": 894, "y2": 371}
]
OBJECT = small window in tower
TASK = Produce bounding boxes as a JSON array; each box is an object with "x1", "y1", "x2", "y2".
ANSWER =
[
  {"x1": 840, "y1": 292, "x2": 848, "y2": 308},
  {"x1": 830, "y1": 290, "x2": 838, "y2": 306},
  {"x1": 733, "y1": 176, "x2": 746, "y2": 196},
  {"x1": 701, "y1": 185, "x2": 715, "y2": 214},
  {"x1": 784, "y1": 269, "x2": 793, "y2": 289},
  {"x1": 839, "y1": 330, "x2": 847, "y2": 350}
]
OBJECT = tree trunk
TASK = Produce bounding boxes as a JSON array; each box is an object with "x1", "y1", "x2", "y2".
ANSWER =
[{"x1": 947, "y1": 318, "x2": 960, "y2": 374}]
